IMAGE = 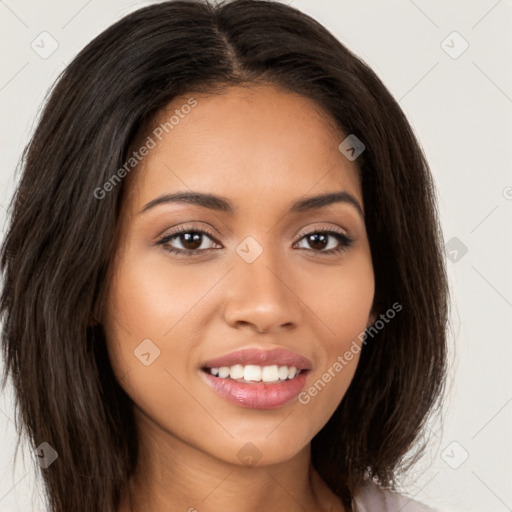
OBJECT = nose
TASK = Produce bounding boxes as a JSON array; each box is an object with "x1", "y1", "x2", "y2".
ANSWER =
[{"x1": 222, "y1": 245, "x2": 302, "y2": 334}]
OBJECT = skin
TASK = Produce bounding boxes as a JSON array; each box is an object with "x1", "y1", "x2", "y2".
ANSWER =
[{"x1": 101, "y1": 83, "x2": 376, "y2": 512}]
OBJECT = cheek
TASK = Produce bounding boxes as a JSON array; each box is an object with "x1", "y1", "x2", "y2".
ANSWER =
[
  {"x1": 102, "y1": 258, "x2": 214, "y2": 446},
  {"x1": 291, "y1": 252, "x2": 374, "y2": 427},
  {"x1": 102, "y1": 247, "x2": 225, "y2": 424},
  {"x1": 109, "y1": 251, "x2": 214, "y2": 337},
  {"x1": 295, "y1": 249, "x2": 375, "y2": 348},
  {"x1": 104, "y1": 243, "x2": 227, "y2": 375}
]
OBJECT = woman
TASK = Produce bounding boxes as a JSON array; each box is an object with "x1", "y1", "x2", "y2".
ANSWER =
[{"x1": 0, "y1": 1, "x2": 448, "y2": 511}]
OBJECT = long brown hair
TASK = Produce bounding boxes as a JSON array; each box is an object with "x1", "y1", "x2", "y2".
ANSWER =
[{"x1": 0, "y1": 1, "x2": 449, "y2": 510}]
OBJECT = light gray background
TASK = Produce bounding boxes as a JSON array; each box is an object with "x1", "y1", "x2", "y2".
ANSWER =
[{"x1": 1, "y1": 1, "x2": 511, "y2": 511}]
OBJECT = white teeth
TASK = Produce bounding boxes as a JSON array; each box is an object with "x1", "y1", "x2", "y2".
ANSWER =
[
  {"x1": 278, "y1": 365, "x2": 289, "y2": 380},
  {"x1": 262, "y1": 365, "x2": 279, "y2": 382},
  {"x1": 244, "y1": 365, "x2": 262, "y2": 381},
  {"x1": 206, "y1": 364, "x2": 301, "y2": 382},
  {"x1": 229, "y1": 364, "x2": 244, "y2": 380},
  {"x1": 218, "y1": 366, "x2": 230, "y2": 379}
]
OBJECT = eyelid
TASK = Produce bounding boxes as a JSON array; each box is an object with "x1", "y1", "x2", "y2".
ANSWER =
[
  {"x1": 294, "y1": 223, "x2": 352, "y2": 240},
  {"x1": 156, "y1": 222, "x2": 355, "y2": 256},
  {"x1": 156, "y1": 222, "x2": 220, "y2": 242}
]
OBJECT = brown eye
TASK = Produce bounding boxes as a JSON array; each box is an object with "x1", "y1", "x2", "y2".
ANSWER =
[
  {"x1": 295, "y1": 230, "x2": 353, "y2": 254},
  {"x1": 156, "y1": 228, "x2": 221, "y2": 256},
  {"x1": 155, "y1": 227, "x2": 353, "y2": 257},
  {"x1": 175, "y1": 232, "x2": 203, "y2": 251}
]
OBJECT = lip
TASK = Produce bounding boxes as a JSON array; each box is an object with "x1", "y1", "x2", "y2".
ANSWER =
[
  {"x1": 200, "y1": 347, "x2": 312, "y2": 410},
  {"x1": 201, "y1": 369, "x2": 310, "y2": 409},
  {"x1": 201, "y1": 348, "x2": 313, "y2": 371}
]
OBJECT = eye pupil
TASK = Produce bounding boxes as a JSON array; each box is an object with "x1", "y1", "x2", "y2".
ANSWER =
[
  {"x1": 181, "y1": 232, "x2": 202, "y2": 251},
  {"x1": 308, "y1": 233, "x2": 327, "y2": 250},
  {"x1": 160, "y1": 228, "x2": 350, "y2": 257}
]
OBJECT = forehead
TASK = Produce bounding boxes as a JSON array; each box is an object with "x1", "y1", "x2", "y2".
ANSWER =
[{"x1": 124, "y1": 84, "x2": 362, "y2": 215}]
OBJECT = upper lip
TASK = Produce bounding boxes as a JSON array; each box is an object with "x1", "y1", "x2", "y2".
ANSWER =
[{"x1": 202, "y1": 348, "x2": 312, "y2": 370}]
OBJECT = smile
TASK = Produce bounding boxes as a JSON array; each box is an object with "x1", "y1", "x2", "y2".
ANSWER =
[
  {"x1": 200, "y1": 347, "x2": 312, "y2": 409},
  {"x1": 204, "y1": 364, "x2": 302, "y2": 383}
]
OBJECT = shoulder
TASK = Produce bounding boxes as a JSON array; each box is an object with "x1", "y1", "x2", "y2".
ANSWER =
[{"x1": 352, "y1": 481, "x2": 437, "y2": 512}]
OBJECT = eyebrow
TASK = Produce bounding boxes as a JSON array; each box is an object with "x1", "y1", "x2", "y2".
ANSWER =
[{"x1": 139, "y1": 190, "x2": 364, "y2": 218}]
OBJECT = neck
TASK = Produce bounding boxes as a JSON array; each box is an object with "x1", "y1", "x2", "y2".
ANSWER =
[{"x1": 122, "y1": 411, "x2": 345, "y2": 512}]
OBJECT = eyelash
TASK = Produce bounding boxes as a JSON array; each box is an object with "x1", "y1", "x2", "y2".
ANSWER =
[{"x1": 155, "y1": 225, "x2": 354, "y2": 257}]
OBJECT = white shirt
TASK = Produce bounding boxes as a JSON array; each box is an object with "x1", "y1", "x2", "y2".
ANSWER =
[{"x1": 353, "y1": 482, "x2": 436, "y2": 512}]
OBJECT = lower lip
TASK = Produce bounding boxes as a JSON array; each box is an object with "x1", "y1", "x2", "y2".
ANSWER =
[{"x1": 201, "y1": 370, "x2": 309, "y2": 409}]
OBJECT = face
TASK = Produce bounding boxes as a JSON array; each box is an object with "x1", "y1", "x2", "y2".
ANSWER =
[{"x1": 102, "y1": 84, "x2": 375, "y2": 467}]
